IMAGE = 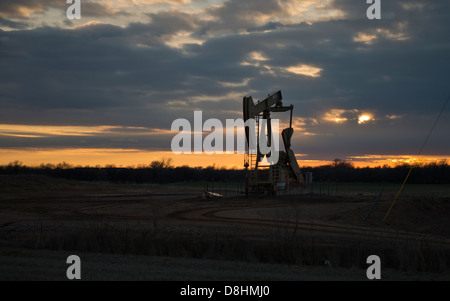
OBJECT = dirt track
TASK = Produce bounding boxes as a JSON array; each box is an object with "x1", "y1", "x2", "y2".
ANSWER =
[
  {"x1": 3, "y1": 190, "x2": 450, "y2": 250},
  {"x1": 2, "y1": 175, "x2": 450, "y2": 279}
]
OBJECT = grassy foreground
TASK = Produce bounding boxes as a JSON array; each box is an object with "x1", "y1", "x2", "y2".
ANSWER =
[{"x1": 1, "y1": 247, "x2": 449, "y2": 281}]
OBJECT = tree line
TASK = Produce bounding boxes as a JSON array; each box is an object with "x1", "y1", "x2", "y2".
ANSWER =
[
  {"x1": 1, "y1": 158, "x2": 449, "y2": 184},
  {"x1": 0, "y1": 159, "x2": 244, "y2": 184},
  {"x1": 302, "y1": 159, "x2": 450, "y2": 184}
]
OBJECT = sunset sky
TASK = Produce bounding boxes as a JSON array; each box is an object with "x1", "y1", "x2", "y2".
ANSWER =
[{"x1": 0, "y1": 0, "x2": 449, "y2": 168}]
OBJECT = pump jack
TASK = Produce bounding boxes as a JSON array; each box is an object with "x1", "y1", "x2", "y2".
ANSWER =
[{"x1": 243, "y1": 90, "x2": 305, "y2": 195}]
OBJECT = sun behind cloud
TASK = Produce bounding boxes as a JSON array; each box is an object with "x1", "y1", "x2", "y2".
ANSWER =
[{"x1": 358, "y1": 114, "x2": 373, "y2": 124}]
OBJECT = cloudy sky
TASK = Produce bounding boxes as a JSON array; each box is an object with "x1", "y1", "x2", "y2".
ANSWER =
[{"x1": 0, "y1": 0, "x2": 449, "y2": 168}]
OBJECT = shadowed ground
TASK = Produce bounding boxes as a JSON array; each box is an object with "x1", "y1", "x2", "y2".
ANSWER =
[{"x1": 1, "y1": 175, "x2": 450, "y2": 281}]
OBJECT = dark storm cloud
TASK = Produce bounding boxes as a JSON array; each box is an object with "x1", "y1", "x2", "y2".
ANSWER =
[
  {"x1": 201, "y1": 0, "x2": 284, "y2": 33},
  {"x1": 0, "y1": 16, "x2": 29, "y2": 29},
  {"x1": 0, "y1": 0, "x2": 449, "y2": 157},
  {"x1": 246, "y1": 22, "x2": 288, "y2": 33},
  {"x1": 146, "y1": 10, "x2": 198, "y2": 34}
]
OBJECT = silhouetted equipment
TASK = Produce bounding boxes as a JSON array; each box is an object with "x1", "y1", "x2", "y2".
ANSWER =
[{"x1": 243, "y1": 90, "x2": 309, "y2": 195}]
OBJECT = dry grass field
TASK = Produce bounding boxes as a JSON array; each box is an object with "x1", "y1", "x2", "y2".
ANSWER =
[{"x1": 1, "y1": 174, "x2": 450, "y2": 281}]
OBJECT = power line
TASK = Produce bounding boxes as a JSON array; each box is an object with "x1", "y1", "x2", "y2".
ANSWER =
[
  {"x1": 416, "y1": 95, "x2": 450, "y2": 157},
  {"x1": 384, "y1": 94, "x2": 450, "y2": 221}
]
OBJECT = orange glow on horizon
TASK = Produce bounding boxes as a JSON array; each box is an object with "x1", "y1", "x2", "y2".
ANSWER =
[
  {"x1": 0, "y1": 148, "x2": 244, "y2": 169},
  {"x1": 0, "y1": 148, "x2": 448, "y2": 169}
]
